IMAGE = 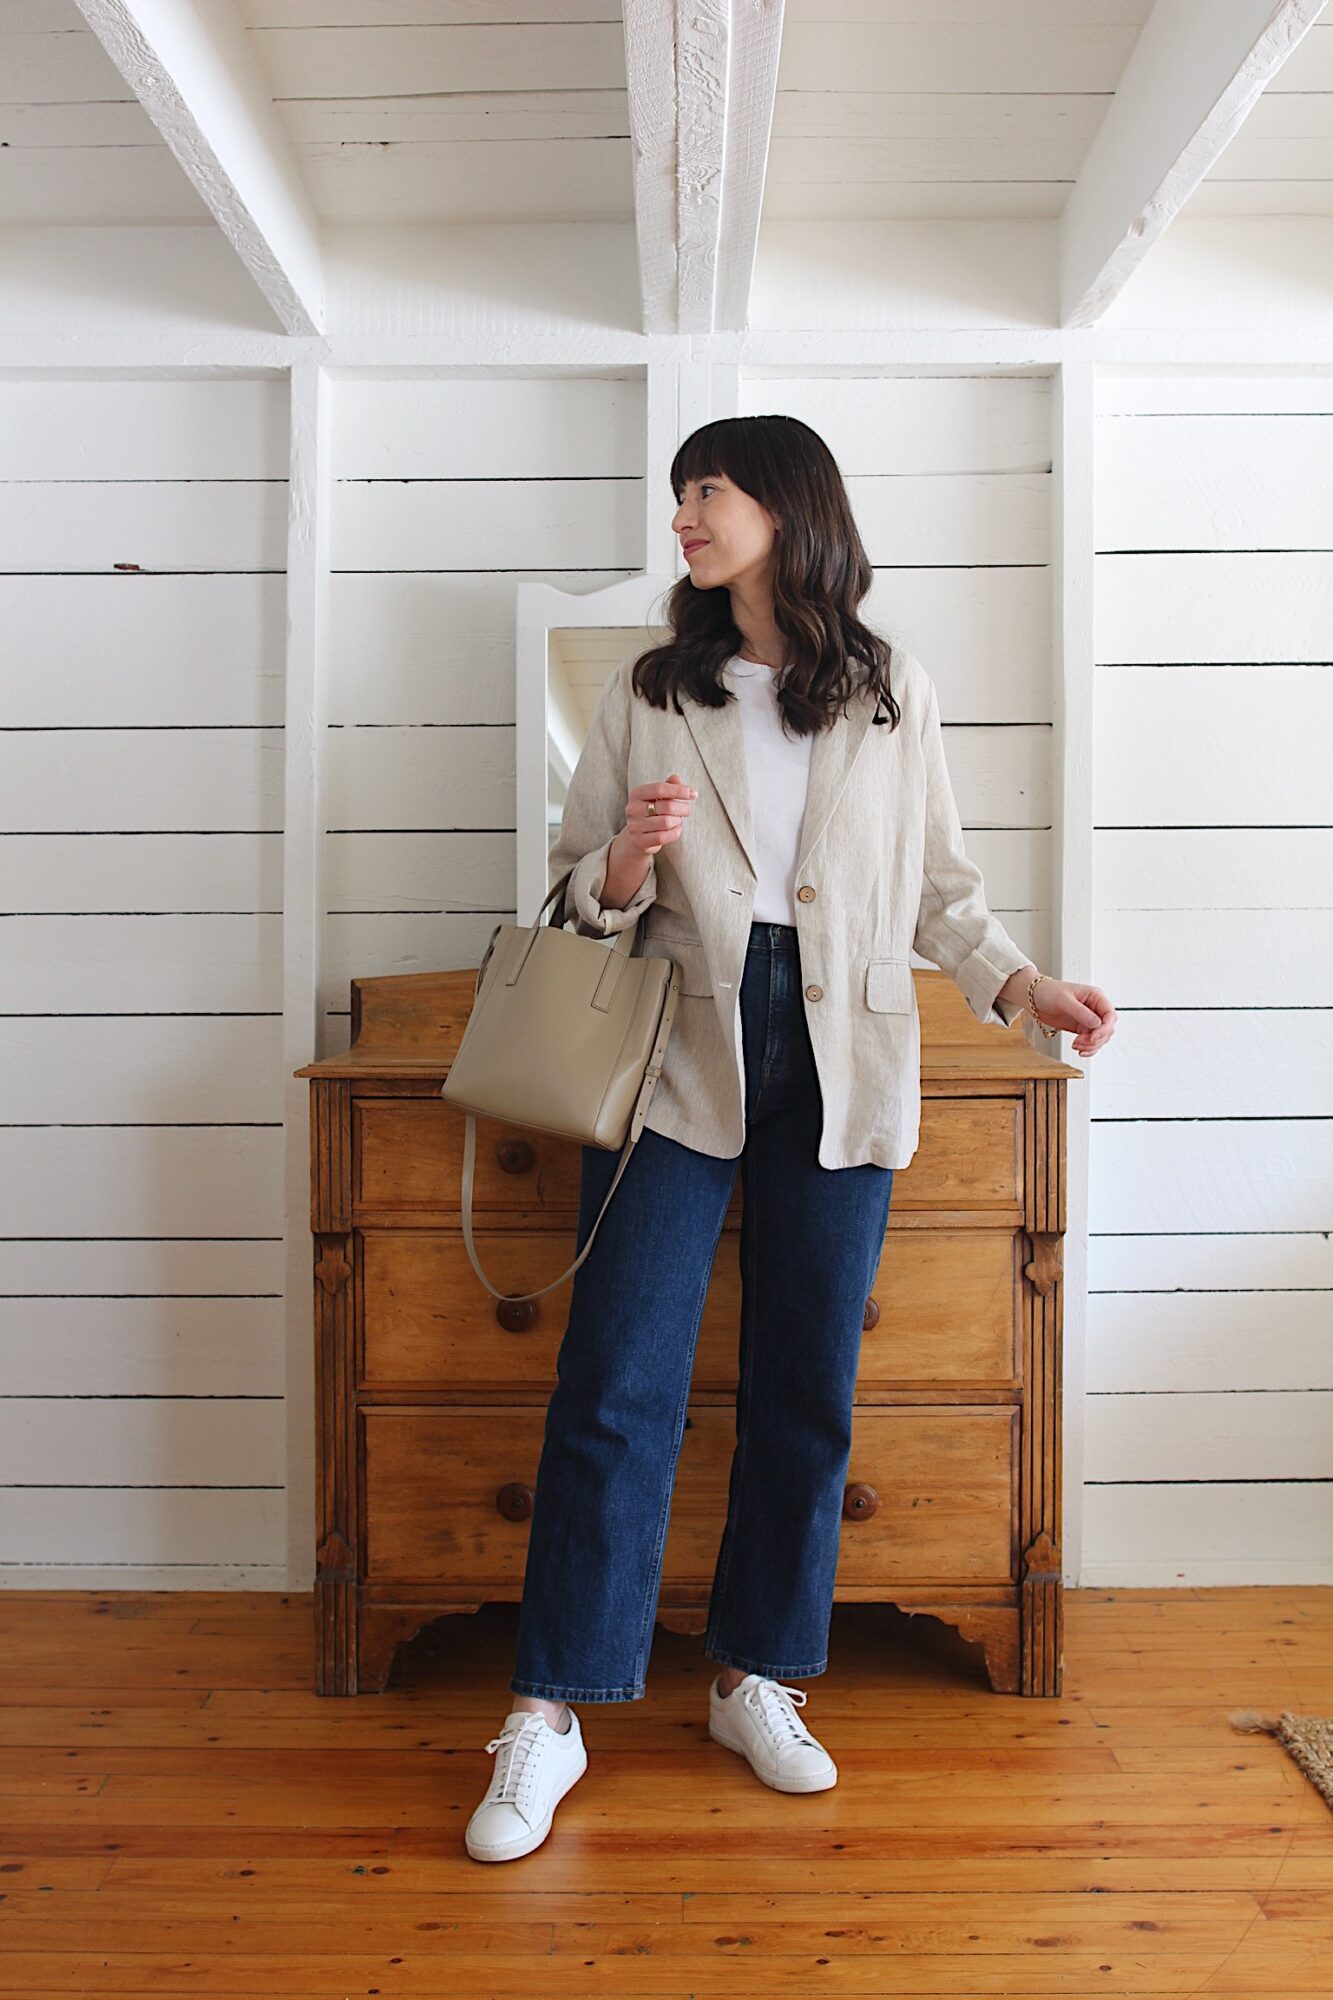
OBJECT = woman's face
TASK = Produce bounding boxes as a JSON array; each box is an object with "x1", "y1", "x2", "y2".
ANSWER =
[{"x1": 672, "y1": 474, "x2": 780, "y2": 590}]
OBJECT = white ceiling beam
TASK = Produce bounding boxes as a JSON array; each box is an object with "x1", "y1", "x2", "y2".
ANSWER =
[
  {"x1": 1059, "y1": 0, "x2": 1328, "y2": 328},
  {"x1": 675, "y1": 0, "x2": 730, "y2": 336},
  {"x1": 73, "y1": 0, "x2": 325, "y2": 335},
  {"x1": 623, "y1": 0, "x2": 678, "y2": 336},
  {"x1": 624, "y1": 0, "x2": 784, "y2": 335},
  {"x1": 712, "y1": 0, "x2": 784, "y2": 333}
]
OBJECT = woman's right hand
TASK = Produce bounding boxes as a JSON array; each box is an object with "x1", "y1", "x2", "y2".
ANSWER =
[{"x1": 618, "y1": 773, "x2": 699, "y2": 857}]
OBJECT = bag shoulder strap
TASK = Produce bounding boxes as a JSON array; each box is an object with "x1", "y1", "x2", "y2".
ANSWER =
[{"x1": 457, "y1": 967, "x2": 680, "y2": 1303}]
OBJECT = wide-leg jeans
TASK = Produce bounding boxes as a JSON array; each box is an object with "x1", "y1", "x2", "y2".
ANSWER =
[{"x1": 509, "y1": 919, "x2": 896, "y2": 1702}]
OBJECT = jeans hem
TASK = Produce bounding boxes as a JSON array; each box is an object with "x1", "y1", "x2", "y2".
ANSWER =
[
  {"x1": 509, "y1": 1679, "x2": 646, "y2": 1703},
  {"x1": 703, "y1": 1645, "x2": 828, "y2": 1679}
]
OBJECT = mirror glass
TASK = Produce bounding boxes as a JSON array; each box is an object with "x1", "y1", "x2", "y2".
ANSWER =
[{"x1": 545, "y1": 625, "x2": 658, "y2": 866}]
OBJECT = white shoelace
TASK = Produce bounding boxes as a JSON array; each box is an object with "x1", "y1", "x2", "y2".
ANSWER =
[
  {"x1": 483, "y1": 1712, "x2": 549, "y2": 1806},
  {"x1": 741, "y1": 1678, "x2": 819, "y2": 1748}
]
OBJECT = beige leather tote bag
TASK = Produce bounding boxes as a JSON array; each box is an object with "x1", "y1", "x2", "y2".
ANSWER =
[{"x1": 439, "y1": 868, "x2": 681, "y2": 1303}]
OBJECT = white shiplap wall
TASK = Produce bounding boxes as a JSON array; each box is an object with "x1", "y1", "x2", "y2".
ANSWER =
[
  {"x1": 321, "y1": 370, "x2": 646, "y2": 1046},
  {"x1": 0, "y1": 376, "x2": 290, "y2": 1583},
  {"x1": 5, "y1": 352, "x2": 1328, "y2": 1591},
  {"x1": 1088, "y1": 367, "x2": 1333, "y2": 1585}
]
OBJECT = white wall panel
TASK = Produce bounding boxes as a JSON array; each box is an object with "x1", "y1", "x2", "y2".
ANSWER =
[
  {"x1": 332, "y1": 476, "x2": 642, "y2": 573},
  {"x1": 3, "y1": 833, "x2": 282, "y2": 915},
  {"x1": 0, "y1": 1020, "x2": 284, "y2": 1123},
  {"x1": 0, "y1": 1491, "x2": 285, "y2": 1573},
  {"x1": 1, "y1": 1300, "x2": 286, "y2": 1397},
  {"x1": 0, "y1": 574, "x2": 285, "y2": 728},
  {"x1": 1097, "y1": 907, "x2": 1332, "y2": 1010},
  {"x1": 2, "y1": 915, "x2": 283, "y2": 1013},
  {"x1": 1, "y1": 1129, "x2": 284, "y2": 1239},
  {"x1": 1095, "y1": 412, "x2": 1333, "y2": 551},
  {"x1": 1093, "y1": 664, "x2": 1330, "y2": 825},
  {"x1": 324, "y1": 726, "x2": 515, "y2": 839},
  {"x1": 1083, "y1": 1483, "x2": 1333, "y2": 1585},
  {"x1": 1091, "y1": 363, "x2": 1333, "y2": 1585},
  {"x1": 0, "y1": 1238, "x2": 286, "y2": 1298},
  {"x1": 0, "y1": 1399, "x2": 285, "y2": 1488},
  {"x1": 0, "y1": 376, "x2": 288, "y2": 1587},
  {"x1": 0, "y1": 480, "x2": 288, "y2": 573},
  {"x1": 1097, "y1": 827, "x2": 1333, "y2": 915},
  {"x1": 322, "y1": 828, "x2": 513, "y2": 915},
  {"x1": 1088, "y1": 1008, "x2": 1333, "y2": 1118},
  {"x1": 1088, "y1": 1292, "x2": 1332, "y2": 1393},
  {"x1": 1090, "y1": 1121, "x2": 1331, "y2": 1236},
  {"x1": 1, "y1": 378, "x2": 289, "y2": 478},
  {"x1": 1089, "y1": 1229, "x2": 1333, "y2": 1292},
  {"x1": 1096, "y1": 550, "x2": 1333, "y2": 663},
  {"x1": 1085, "y1": 1389, "x2": 1333, "y2": 1482},
  {"x1": 1, "y1": 731, "x2": 284, "y2": 832}
]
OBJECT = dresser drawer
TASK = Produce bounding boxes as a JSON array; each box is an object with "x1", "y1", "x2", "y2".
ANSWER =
[
  {"x1": 669, "y1": 1406, "x2": 1018, "y2": 1587},
  {"x1": 352, "y1": 1093, "x2": 1024, "y2": 1218},
  {"x1": 360, "y1": 1405, "x2": 1018, "y2": 1587},
  {"x1": 353, "y1": 1100, "x2": 584, "y2": 1214},
  {"x1": 358, "y1": 1227, "x2": 1020, "y2": 1391},
  {"x1": 697, "y1": 1229, "x2": 1020, "y2": 1389},
  {"x1": 904, "y1": 1096, "x2": 1023, "y2": 1209}
]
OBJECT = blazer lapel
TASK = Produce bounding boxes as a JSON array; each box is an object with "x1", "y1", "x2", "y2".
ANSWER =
[
  {"x1": 795, "y1": 670, "x2": 880, "y2": 876},
  {"x1": 681, "y1": 663, "x2": 880, "y2": 880},
  {"x1": 681, "y1": 691, "x2": 758, "y2": 877}
]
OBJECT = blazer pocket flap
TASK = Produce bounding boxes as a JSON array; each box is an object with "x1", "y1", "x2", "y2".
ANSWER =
[
  {"x1": 644, "y1": 934, "x2": 713, "y2": 996},
  {"x1": 865, "y1": 956, "x2": 913, "y2": 1012}
]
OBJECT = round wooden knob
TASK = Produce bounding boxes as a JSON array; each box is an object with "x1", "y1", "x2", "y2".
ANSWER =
[
  {"x1": 496, "y1": 1482, "x2": 534, "y2": 1521},
  {"x1": 862, "y1": 1295, "x2": 880, "y2": 1331},
  {"x1": 495, "y1": 1295, "x2": 538, "y2": 1332},
  {"x1": 495, "y1": 1137, "x2": 535, "y2": 1175},
  {"x1": 843, "y1": 1482, "x2": 879, "y2": 1521}
]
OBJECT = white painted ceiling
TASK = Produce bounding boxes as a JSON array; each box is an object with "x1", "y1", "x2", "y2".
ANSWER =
[
  {"x1": 1, "y1": 0, "x2": 213, "y2": 223},
  {"x1": 5, "y1": 0, "x2": 1333, "y2": 230},
  {"x1": 768, "y1": 0, "x2": 1153, "y2": 222}
]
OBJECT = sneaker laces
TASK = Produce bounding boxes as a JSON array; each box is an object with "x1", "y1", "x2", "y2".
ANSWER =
[
  {"x1": 483, "y1": 1712, "x2": 549, "y2": 1807},
  {"x1": 741, "y1": 1678, "x2": 819, "y2": 1748}
]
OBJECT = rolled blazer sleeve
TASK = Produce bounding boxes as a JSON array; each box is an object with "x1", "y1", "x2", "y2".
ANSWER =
[
  {"x1": 547, "y1": 659, "x2": 658, "y2": 938},
  {"x1": 911, "y1": 669, "x2": 1033, "y2": 1029}
]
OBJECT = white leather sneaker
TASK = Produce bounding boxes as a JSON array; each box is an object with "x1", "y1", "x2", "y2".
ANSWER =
[
  {"x1": 708, "y1": 1672, "x2": 838, "y2": 1792},
  {"x1": 465, "y1": 1705, "x2": 588, "y2": 1862}
]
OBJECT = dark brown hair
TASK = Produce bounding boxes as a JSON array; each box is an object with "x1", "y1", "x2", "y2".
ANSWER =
[{"x1": 630, "y1": 414, "x2": 901, "y2": 736}]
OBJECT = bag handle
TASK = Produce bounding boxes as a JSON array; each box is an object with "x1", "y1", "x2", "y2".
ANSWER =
[
  {"x1": 457, "y1": 960, "x2": 680, "y2": 1302},
  {"x1": 474, "y1": 865, "x2": 642, "y2": 1003}
]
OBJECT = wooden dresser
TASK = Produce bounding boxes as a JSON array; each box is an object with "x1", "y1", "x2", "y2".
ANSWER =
[{"x1": 295, "y1": 968, "x2": 1081, "y2": 1699}]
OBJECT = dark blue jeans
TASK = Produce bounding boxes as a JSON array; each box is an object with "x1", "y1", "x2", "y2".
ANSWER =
[{"x1": 509, "y1": 920, "x2": 895, "y2": 1702}]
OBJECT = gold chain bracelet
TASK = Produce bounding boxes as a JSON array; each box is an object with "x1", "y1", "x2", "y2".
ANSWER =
[{"x1": 1026, "y1": 972, "x2": 1060, "y2": 1039}]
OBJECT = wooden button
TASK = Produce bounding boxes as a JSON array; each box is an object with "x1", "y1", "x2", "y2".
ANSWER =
[
  {"x1": 805, "y1": 983, "x2": 823, "y2": 1001},
  {"x1": 797, "y1": 884, "x2": 815, "y2": 902}
]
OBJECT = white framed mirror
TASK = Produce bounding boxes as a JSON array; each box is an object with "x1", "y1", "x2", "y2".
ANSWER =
[{"x1": 514, "y1": 574, "x2": 680, "y2": 923}]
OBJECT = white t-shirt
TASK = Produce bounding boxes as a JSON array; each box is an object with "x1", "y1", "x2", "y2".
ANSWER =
[{"x1": 721, "y1": 655, "x2": 814, "y2": 925}]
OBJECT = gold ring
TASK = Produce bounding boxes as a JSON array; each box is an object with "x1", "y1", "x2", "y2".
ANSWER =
[{"x1": 646, "y1": 801, "x2": 657, "y2": 815}]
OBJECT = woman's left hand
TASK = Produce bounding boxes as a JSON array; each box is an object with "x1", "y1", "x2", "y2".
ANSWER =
[{"x1": 1032, "y1": 978, "x2": 1116, "y2": 1055}]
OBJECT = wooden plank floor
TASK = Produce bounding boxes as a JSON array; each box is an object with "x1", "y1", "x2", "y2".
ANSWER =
[{"x1": 0, "y1": 1587, "x2": 1330, "y2": 1996}]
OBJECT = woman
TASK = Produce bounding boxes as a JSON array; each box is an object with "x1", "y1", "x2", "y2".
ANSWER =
[{"x1": 466, "y1": 414, "x2": 1115, "y2": 1863}]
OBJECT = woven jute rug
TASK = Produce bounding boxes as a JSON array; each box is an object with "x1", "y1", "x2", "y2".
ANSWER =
[{"x1": 1230, "y1": 1708, "x2": 1333, "y2": 1810}]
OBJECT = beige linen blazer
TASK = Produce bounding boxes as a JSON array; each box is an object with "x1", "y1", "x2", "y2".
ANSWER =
[{"x1": 548, "y1": 645, "x2": 1034, "y2": 1170}]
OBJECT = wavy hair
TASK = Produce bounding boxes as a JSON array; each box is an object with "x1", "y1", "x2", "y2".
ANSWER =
[{"x1": 629, "y1": 414, "x2": 901, "y2": 736}]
